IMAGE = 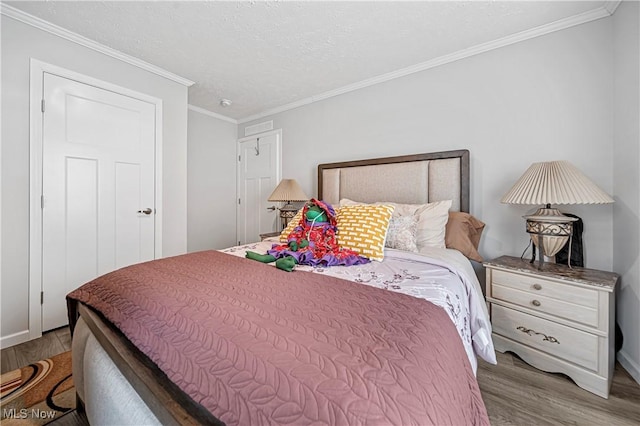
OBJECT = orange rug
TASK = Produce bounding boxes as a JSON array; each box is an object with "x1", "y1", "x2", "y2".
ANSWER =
[{"x1": 0, "y1": 351, "x2": 75, "y2": 425}]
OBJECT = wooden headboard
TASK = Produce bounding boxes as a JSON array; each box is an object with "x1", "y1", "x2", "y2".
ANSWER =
[{"x1": 318, "y1": 150, "x2": 469, "y2": 212}]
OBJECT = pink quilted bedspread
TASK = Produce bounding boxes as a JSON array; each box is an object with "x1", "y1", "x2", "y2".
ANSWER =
[{"x1": 68, "y1": 250, "x2": 489, "y2": 425}]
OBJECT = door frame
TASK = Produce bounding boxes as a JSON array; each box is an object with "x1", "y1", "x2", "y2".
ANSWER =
[
  {"x1": 26, "y1": 59, "x2": 163, "y2": 343},
  {"x1": 236, "y1": 129, "x2": 282, "y2": 244}
]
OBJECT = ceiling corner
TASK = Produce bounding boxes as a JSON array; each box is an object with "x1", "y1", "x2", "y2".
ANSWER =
[
  {"x1": 1, "y1": 3, "x2": 195, "y2": 87},
  {"x1": 603, "y1": 1, "x2": 622, "y2": 15}
]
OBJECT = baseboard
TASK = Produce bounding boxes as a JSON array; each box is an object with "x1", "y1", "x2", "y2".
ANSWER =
[
  {"x1": 617, "y1": 350, "x2": 640, "y2": 385},
  {"x1": 0, "y1": 329, "x2": 30, "y2": 349}
]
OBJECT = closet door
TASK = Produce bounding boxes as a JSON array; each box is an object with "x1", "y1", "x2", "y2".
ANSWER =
[{"x1": 41, "y1": 73, "x2": 156, "y2": 331}]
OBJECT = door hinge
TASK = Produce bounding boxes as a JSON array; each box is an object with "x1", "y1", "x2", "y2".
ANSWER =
[
  {"x1": 41, "y1": 195, "x2": 44, "y2": 209},
  {"x1": 238, "y1": 240, "x2": 241, "y2": 245},
  {"x1": 238, "y1": 198, "x2": 241, "y2": 205},
  {"x1": 41, "y1": 99, "x2": 45, "y2": 113},
  {"x1": 40, "y1": 291, "x2": 44, "y2": 305},
  {"x1": 238, "y1": 155, "x2": 241, "y2": 162}
]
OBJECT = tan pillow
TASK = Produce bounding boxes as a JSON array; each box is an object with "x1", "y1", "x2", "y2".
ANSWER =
[
  {"x1": 336, "y1": 205, "x2": 394, "y2": 261},
  {"x1": 445, "y1": 212, "x2": 485, "y2": 262},
  {"x1": 340, "y1": 198, "x2": 451, "y2": 249},
  {"x1": 279, "y1": 210, "x2": 304, "y2": 242}
]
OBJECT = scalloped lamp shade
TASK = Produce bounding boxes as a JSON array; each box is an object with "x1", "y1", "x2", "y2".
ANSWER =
[{"x1": 501, "y1": 161, "x2": 613, "y2": 268}]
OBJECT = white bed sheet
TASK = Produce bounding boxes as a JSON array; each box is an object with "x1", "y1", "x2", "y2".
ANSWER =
[{"x1": 221, "y1": 241, "x2": 496, "y2": 373}]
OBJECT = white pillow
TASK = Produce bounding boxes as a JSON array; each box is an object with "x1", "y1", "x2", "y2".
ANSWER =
[
  {"x1": 340, "y1": 198, "x2": 451, "y2": 249},
  {"x1": 413, "y1": 200, "x2": 451, "y2": 249}
]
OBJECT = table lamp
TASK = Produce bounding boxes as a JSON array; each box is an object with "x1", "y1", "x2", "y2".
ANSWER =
[
  {"x1": 501, "y1": 161, "x2": 614, "y2": 268},
  {"x1": 268, "y1": 179, "x2": 308, "y2": 229}
]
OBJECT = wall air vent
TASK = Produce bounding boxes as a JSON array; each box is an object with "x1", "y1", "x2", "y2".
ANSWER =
[{"x1": 244, "y1": 120, "x2": 273, "y2": 137}]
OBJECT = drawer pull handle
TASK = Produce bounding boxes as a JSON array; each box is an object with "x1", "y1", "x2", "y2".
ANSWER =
[
  {"x1": 533, "y1": 284, "x2": 542, "y2": 290},
  {"x1": 517, "y1": 326, "x2": 560, "y2": 344},
  {"x1": 531, "y1": 299, "x2": 541, "y2": 307}
]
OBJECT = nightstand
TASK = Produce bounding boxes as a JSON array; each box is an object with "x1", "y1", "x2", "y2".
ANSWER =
[
  {"x1": 259, "y1": 231, "x2": 280, "y2": 241},
  {"x1": 484, "y1": 255, "x2": 618, "y2": 398}
]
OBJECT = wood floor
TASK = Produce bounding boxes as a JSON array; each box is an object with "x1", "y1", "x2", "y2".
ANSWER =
[
  {"x1": 2, "y1": 329, "x2": 640, "y2": 425},
  {"x1": 1, "y1": 326, "x2": 71, "y2": 374},
  {"x1": 477, "y1": 351, "x2": 640, "y2": 425}
]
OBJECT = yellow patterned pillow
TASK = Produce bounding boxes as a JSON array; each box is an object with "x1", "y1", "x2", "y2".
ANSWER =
[
  {"x1": 336, "y1": 205, "x2": 394, "y2": 261},
  {"x1": 279, "y1": 210, "x2": 304, "y2": 242}
]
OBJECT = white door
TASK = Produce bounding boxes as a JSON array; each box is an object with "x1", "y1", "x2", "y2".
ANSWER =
[
  {"x1": 41, "y1": 73, "x2": 156, "y2": 331},
  {"x1": 237, "y1": 131, "x2": 281, "y2": 244}
]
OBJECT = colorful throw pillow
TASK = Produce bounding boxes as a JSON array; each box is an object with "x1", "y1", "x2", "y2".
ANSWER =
[
  {"x1": 385, "y1": 215, "x2": 418, "y2": 252},
  {"x1": 340, "y1": 198, "x2": 451, "y2": 250},
  {"x1": 336, "y1": 205, "x2": 394, "y2": 261},
  {"x1": 279, "y1": 210, "x2": 304, "y2": 242},
  {"x1": 445, "y1": 212, "x2": 485, "y2": 262}
]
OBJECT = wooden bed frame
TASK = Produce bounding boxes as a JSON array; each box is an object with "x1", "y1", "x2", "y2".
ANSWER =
[
  {"x1": 69, "y1": 304, "x2": 221, "y2": 425},
  {"x1": 69, "y1": 149, "x2": 471, "y2": 424}
]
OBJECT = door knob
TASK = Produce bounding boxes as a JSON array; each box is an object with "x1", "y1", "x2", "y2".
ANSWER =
[
  {"x1": 267, "y1": 206, "x2": 276, "y2": 212},
  {"x1": 138, "y1": 208, "x2": 153, "y2": 215}
]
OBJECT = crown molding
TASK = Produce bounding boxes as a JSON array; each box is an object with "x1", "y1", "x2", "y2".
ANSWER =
[
  {"x1": 1, "y1": 2, "x2": 619, "y2": 119},
  {"x1": 604, "y1": 1, "x2": 622, "y2": 15},
  {"x1": 188, "y1": 104, "x2": 237, "y2": 124},
  {"x1": 1, "y1": 3, "x2": 194, "y2": 87},
  {"x1": 238, "y1": 4, "x2": 616, "y2": 124}
]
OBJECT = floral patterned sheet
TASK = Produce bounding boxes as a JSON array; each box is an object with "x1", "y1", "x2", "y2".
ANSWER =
[{"x1": 221, "y1": 241, "x2": 496, "y2": 373}]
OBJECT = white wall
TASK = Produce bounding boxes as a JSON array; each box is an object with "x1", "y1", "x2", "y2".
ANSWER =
[
  {"x1": 613, "y1": 1, "x2": 640, "y2": 383},
  {"x1": 1, "y1": 16, "x2": 188, "y2": 343},
  {"x1": 240, "y1": 17, "x2": 615, "y2": 272},
  {"x1": 187, "y1": 108, "x2": 238, "y2": 251}
]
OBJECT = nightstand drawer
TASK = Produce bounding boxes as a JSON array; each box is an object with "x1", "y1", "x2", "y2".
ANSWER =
[
  {"x1": 492, "y1": 283, "x2": 598, "y2": 327},
  {"x1": 492, "y1": 269, "x2": 598, "y2": 309},
  {"x1": 492, "y1": 305, "x2": 598, "y2": 371}
]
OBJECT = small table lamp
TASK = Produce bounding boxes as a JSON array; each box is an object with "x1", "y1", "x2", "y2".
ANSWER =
[
  {"x1": 268, "y1": 179, "x2": 308, "y2": 229},
  {"x1": 501, "y1": 161, "x2": 614, "y2": 269}
]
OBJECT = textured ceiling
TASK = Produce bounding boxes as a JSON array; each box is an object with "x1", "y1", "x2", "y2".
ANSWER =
[{"x1": 7, "y1": 1, "x2": 607, "y2": 120}]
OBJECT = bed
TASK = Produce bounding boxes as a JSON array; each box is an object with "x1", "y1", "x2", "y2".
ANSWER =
[{"x1": 67, "y1": 149, "x2": 495, "y2": 425}]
